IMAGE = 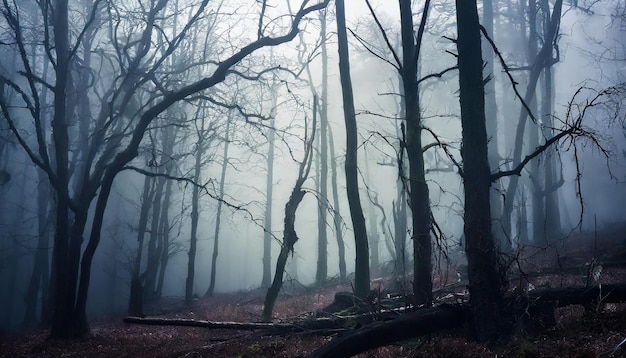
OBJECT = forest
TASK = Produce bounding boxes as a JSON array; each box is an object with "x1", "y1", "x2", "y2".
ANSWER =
[{"x1": 0, "y1": 0, "x2": 625, "y2": 356}]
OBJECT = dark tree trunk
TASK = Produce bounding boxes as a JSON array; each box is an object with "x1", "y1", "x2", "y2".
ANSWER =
[
  {"x1": 399, "y1": 0, "x2": 432, "y2": 306},
  {"x1": 49, "y1": 0, "x2": 73, "y2": 340},
  {"x1": 129, "y1": 175, "x2": 153, "y2": 316},
  {"x1": 540, "y1": 0, "x2": 562, "y2": 244},
  {"x1": 262, "y1": 187, "x2": 306, "y2": 321},
  {"x1": 335, "y1": 0, "x2": 369, "y2": 299},
  {"x1": 74, "y1": 170, "x2": 119, "y2": 335},
  {"x1": 23, "y1": 169, "x2": 50, "y2": 325},
  {"x1": 156, "y1": 178, "x2": 173, "y2": 298},
  {"x1": 23, "y1": 38, "x2": 52, "y2": 326},
  {"x1": 482, "y1": 0, "x2": 507, "y2": 251},
  {"x1": 393, "y1": 87, "x2": 408, "y2": 289},
  {"x1": 206, "y1": 120, "x2": 230, "y2": 297},
  {"x1": 262, "y1": 100, "x2": 316, "y2": 321},
  {"x1": 143, "y1": 172, "x2": 166, "y2": 300},
  {"x1": 186, "y1": 135, "x2": 204, "y2": 304},
  {"x1": 456, "y1": 0, "x2": 507, "y2": 342},
  {"x1": 527, "y1": 0, "x2": 545, "y2": 245}
]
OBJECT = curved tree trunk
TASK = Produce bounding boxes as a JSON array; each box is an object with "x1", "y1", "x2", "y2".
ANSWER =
[
  {"x1": 501, "y1": 0, "x2": 563, "y2": 245},
  {"x1": 262, "y1": 99, "x2": 317, "y2": 321},
  {"x1": 335, "y1": 0, "x2": 369, "y2": 299}
]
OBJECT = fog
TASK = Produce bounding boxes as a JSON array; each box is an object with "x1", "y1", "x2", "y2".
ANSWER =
[{"x1": 0, "y1": 0, "x2": 624, "y2": 332}]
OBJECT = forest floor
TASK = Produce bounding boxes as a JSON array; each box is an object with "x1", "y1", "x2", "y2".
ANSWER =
[
  {"x1": 1, "y1": 269, "x2": 626, "y2": 358},
  {"x1": 3, "y1": 224, "x2": 626, "y2": 357}
]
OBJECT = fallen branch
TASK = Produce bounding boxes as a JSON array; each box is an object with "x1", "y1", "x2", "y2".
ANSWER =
[
  {"x1": 310, "y1": 283, "x2": 626, "y2": 357},
  {"x1": 123, "y1": 317, "x2": 305, "y2": 334},
  {"x1": 124, "y1": 284, "x2": 626, "y2": 357},
  {"x1": 123, "y1": 314, "x2": 360, "y2": 335}
]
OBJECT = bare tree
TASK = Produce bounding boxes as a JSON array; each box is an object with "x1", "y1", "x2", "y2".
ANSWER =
[
  {"x1": 456, "y1": 0, "x2": 507, "y2": 341},
  {"x1": 0, "y1": 0, "x2": 331, "y2": 338},
  {"x1": 262, "y1": 97, "x2": 317, "y2": 321},
  {"x1": 335, "y1": 0, "x2": 370, "y2": 299}
]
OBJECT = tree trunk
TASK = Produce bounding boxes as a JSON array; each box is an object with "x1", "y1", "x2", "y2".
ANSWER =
[
  {"x1": 143, "y1": 172, "x2": 166, "y2": 300},
  {"x1": 206, "y1": 120, "x2": 230, "y2": 297},
  {"x1": 262, "y1": 118, "x2": 276, "y2": 288},
  {"x1": 393, "y1": 82, "x2": 408, "y2": 290},
  {"x1": 129, "y1": 175, "x2": 153, "y2": 316},
  {"x1": 399, "y1": 0, "x2": 432, "y2": 306},
  {"x1": 540, "y1": 0, "x2": 562, "y2": 244},
  {"x1": 49, "y1": 0, "x2": 73, "y2": 340},
  {"x1": 482, "y1": 0, "x2": 507, "y2": 251},
  {"x1": 328, "y1": 125, "x2": 346, "y2": 280},
  {"x1": 456, "y1": 0, "x2": 507, "y2": 342},
  {"x1": 364, "y1": 148, "x2": 379, "y2": 276},
  {"x1": 186, "y1": 124, "x2": 205, "y2": 304},
  {"x1": 262, "y1": 98, "x2": 316, "y2": 321},
  {"x1": 74, "y1": 171, "x2": 118, "y2": 335},
  {"x1": 23, "y1": 169, "x2": 50, "y2": 325},
  {"x1": 262, "y1": 187, "x2": 306, "y2": 321},
  {"x1": 527, "y1": 0, "x2": 546, "y2": 245},
  {"x1": 335, "y1": 0, "x2": 369, "y2": 299},
  {"x1": 315, "y1": 9, "x2": 329, "y2": 285},
  {"x1": 156, "y1": 178, "x2": 173, "y2": 298},
  {"x1": 501, "y1": 0, "x2": 563, "y2": 245}
]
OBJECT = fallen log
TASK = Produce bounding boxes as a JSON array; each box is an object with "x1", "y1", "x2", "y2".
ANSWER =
[
  {"x1": 124, "y1": 317, "x2": 281, "y2": 330},
  {"x1": 123, "y1": 284, "x2": 626, "y2": 357},
  {"x1": 309, "y1": 305, "x2": 468, "y2": 358},
  {"x1": 123, "y1": 316, "x2": 341, "y2": 335},
  {"x1": 309, "y1": 283, "x2": 626, "y2": 357},
  {"x1": 528, "y1": 283, "x2": 626, "y2": 307}
]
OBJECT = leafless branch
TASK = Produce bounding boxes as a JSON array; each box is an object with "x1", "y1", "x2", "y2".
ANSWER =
[
  {"x1": 479, "y1": 25, "x2": 538, "y2": 125},
  {"x1": 417, "y1": 66, "x2": 458, "y2": 85},
  {"x1": 364, "y1": 0, "x2": 401, "y2": 69}
]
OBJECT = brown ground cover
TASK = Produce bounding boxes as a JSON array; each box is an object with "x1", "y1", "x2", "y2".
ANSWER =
[{"x1": 2, "y1": 270, "x2": 625, "y2": 358}]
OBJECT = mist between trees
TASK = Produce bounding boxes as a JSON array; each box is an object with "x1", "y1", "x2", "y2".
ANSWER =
[{"x1": 0, "y1": 0, "x2": 624, "y2": 343}]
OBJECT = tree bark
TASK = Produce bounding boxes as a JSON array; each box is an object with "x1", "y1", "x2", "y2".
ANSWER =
[
  {"x1": 399, "y1": 0, "x2": 432, "y2": 306},
  {"x1": 48, "y1": 0, "x2": 73, "y2": 339},
  {"x1": 482, "y1": 0, "x2": 507, "y2": 251},
  {"x1": 456, "y1": 0, "x2": 507, "y2": 342},
  {"x1": 335, "y1": 0, "x2": 369, "y2": 299}
]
